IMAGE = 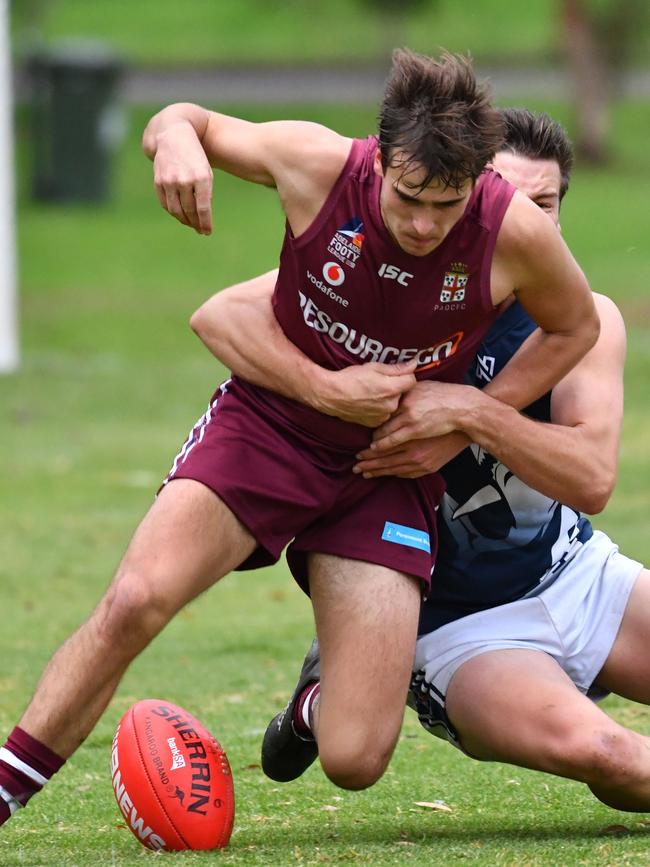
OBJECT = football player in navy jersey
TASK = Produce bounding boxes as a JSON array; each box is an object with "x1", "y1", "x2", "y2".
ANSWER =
[{"x1": 195, "y1": 109, "x2": 650, "y2": 812}]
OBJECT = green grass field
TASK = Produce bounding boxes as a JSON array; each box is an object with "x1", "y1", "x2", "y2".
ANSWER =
[
  {"x1": 14, "y1": 0, "x2": 560, "y2": 66},
  {"x1": 16, "y1": 0, "x2": 648, "y2": 67},
  {"x1": 1, "y1": 102, "x2": 650, "y2": 865}
]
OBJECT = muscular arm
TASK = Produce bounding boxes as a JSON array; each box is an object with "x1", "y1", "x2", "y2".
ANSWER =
[
  {"x1": 476, "y1": 294, "x2": 624, "y2": 511},
  {"x1": 363, "y1": 192, "x2": 601, "y2": 458},
  {"x1": 142, "y1": 103, "x2": 350, "y2": 236},
  {"x1": 357, "y1": 295, "x2": 625, "y2": 514},
  {"x1": 190, "y1": 275, "x2": 417, "y2": 428}
]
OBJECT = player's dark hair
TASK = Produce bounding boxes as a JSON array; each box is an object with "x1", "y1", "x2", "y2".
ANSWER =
[
  {"x1": 498, "y1": 108, "x2": 574, "y2": 200},
  {"x1": 378, "y1": 48, "x2": 504, "y2": 191}
]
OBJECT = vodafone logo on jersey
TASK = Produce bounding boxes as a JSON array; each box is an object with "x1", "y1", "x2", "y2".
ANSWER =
[{"x1": 322, "y1": 262, "x2": 345, "y2": 286}]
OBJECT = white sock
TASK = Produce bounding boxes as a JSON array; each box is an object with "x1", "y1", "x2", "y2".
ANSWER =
[
  {"x1": 301, "y1": 683, "x2": 320, "y2": 733},
  {"x1": 0, "y1": 785, "x2": 22, "y2": 816}
]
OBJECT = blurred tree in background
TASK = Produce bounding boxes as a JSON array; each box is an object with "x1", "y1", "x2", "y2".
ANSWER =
[
  {"x1": 363, "y1": 0, "x2": 433, "y2": 58},
  {"x1": 8, "y1": 0, "x2": 558, "y2": 66},
  {"x1": 560, "y1": 0, "x2": 648, "y2": 163},
  {"x1": 10, "y1": 0, "x2": 650, "y2": 169},
  {"x1": 10, "y1": 0, "x2": 48, "y2": 46}
]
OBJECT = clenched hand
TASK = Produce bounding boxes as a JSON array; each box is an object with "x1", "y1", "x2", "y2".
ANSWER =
[
  {"x1": 152, "y1": 122, "x2": 214, "y2": 235},
  {"x1": 315, "y1": 360, "x2": 418, "y2": 427}
]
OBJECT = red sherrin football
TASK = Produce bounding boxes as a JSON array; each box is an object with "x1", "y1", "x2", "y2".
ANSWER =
[{"x1": 111, "y1": 699, "x2": 234, "y2": 851}]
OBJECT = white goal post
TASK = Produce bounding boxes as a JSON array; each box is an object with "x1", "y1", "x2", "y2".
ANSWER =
[{"x1": 0, "y1": 0, "x2": 18, "y2": 373}]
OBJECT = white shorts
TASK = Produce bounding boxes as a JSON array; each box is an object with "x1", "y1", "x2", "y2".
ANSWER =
[{"x1": 408, "y1": 530, "x2": 643, "y2": 748}]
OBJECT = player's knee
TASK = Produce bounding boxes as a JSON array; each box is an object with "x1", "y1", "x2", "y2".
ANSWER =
[
  {"x1": 559, "y1": 726, "x2": 643, "y2": 789},
  {"x1": 320, "y1": 748, "x2": 388, "y2": 790},
  {"x1": 93, "y1": 571, "x2": 172, "y2": 656},
  {"x1": 584, "y1": 729, "x2": 645, "y2": 790},
  {"x1": 319, "y1": 736, "x2": 394, "y2": 790}
]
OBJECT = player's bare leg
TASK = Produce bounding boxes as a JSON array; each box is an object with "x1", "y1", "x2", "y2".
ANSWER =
[
  {"x1": 445, "y1": 648, "x2": 650, "y2": 811},
  {"x1": 309, "y1": 553, "x2": 420, "y2": 790},
  {"x1": 19, "y1": 479, "x2": 256, "y2": 758},
  {"x1": 593, "y1": 568, "x2": 650, "y2": 702}
]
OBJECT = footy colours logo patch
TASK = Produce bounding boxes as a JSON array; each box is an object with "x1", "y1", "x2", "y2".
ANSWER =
[{"x1": 327, "y1": 217, "x2": 364, "y2": 269}]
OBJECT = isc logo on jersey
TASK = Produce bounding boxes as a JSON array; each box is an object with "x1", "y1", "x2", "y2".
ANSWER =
[
  {"x1": 327, "y1": 217, "x2": 364, "y2": 269},
  {"x1": 378, "y1": 263, "x2": 413, "y2": 286}
]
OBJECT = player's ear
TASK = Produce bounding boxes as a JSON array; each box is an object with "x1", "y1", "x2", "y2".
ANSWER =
[{"x1": 373, "y1": 147, "x2": 384, "y2": 178}]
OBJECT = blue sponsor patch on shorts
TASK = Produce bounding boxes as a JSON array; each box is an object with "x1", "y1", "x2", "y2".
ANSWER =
[{"x1": 381, "y1": 521, "x2": 431, "y2": 553}]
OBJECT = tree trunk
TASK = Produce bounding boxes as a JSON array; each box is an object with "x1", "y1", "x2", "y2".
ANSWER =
[{"x1": 560, "y1": 0, "x2": 611, "y2": 163}]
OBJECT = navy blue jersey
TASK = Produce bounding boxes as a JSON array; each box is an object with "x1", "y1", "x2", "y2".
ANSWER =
[{"x1": 420, "y1": 300, "x2": 593, "y2": 634}]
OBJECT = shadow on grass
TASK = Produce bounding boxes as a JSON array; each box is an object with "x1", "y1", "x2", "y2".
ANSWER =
[{"x1": 232, "y1": 816, "x2": 650, "y2": 848}]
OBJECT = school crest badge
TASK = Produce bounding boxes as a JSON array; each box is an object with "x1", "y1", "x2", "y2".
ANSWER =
[{"x1": 441, "y1": 262, "x2": 469, "y2": 303}]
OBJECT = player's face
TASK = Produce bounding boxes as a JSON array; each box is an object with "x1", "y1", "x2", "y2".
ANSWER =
[
  {"x1": 492, "y1": 151, "x2": 562, "y2": 228},
  {"x1": 374, "y1": 149, "x2": 473, "y2": 257}
]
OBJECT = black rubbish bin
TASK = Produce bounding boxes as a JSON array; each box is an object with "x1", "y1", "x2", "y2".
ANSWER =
[{"x1": 29, "y1": 41, "x2": 124, "y2": 203}]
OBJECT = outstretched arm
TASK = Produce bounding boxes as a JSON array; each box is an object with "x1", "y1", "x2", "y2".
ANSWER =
[
  {"x1": 142, "y1": 103, "x2": 350, "y2": 237},
  {"x1": 191, "y1": 274, "x2": 417, "y2": 428},
  {"x1": 356, "y1": 295, "x2": 625, "y2": 514}
]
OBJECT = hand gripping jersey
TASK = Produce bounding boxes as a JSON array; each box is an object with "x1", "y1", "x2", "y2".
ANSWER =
[
  {"x1": 232, "y1": 135, "x2": 515, "y2": 451},
  {"x1": 419, "y1": 300, "x2": 594, "y2": 634}
]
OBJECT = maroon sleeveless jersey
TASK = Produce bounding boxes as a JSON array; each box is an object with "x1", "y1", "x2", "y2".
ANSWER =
[{"x1": 233, "y1": 135, "x2": 515, "y2": 449}]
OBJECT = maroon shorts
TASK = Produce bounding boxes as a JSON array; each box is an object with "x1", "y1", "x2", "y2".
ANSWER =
[{"x1": 163, "y1": 379, "x2": 444, "y2": 594}]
